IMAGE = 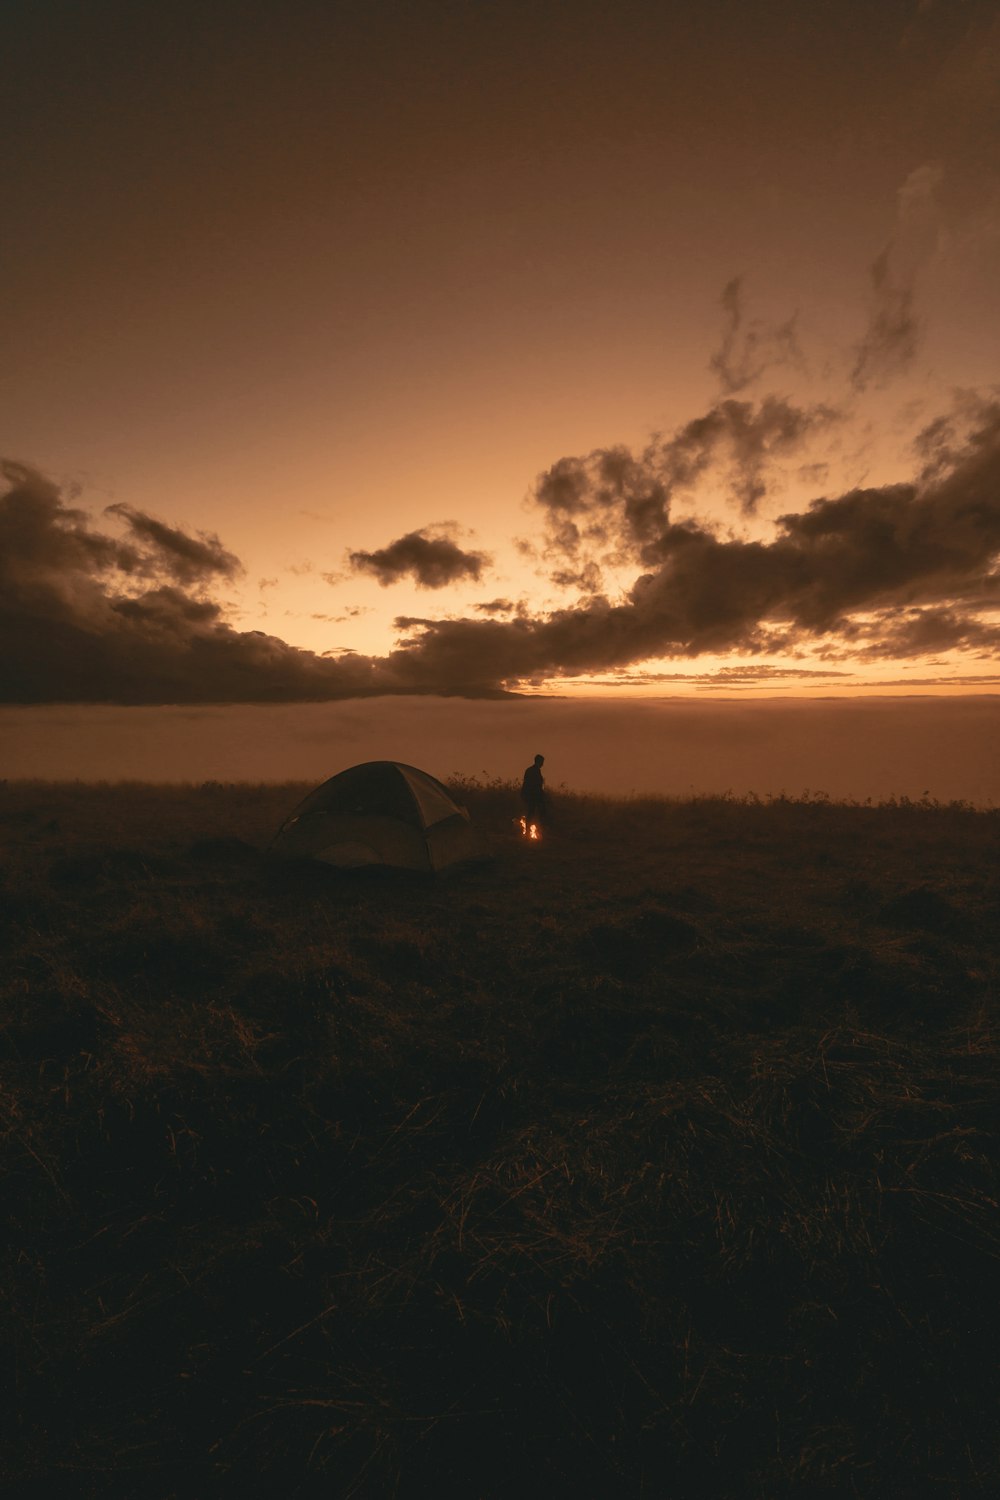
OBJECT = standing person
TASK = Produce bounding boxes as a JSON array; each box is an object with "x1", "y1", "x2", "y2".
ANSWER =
[{"x1": 521, "y1": 753, "x2": 547, "y2": 830}]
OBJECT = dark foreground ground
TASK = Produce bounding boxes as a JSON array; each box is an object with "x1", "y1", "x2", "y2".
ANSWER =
[{"x1": 2, "y1": 780, "x2": 998, "y2": 1498}]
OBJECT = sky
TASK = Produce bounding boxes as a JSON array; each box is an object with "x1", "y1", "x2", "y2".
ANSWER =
[{"x1": 2, "y1": 0, "x2": 1000, "y2": 723}]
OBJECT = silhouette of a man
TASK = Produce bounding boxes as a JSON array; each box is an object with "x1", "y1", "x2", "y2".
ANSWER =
[{"x1": 521, "y1": 753, "x2": 546, "y2": 827}]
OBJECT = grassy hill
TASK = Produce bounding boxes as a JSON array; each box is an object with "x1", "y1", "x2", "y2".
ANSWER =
[{"x1": 2, "y1": 779, "x2": 998, "y2": 1497}]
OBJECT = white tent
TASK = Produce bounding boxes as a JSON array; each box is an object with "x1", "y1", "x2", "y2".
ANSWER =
[{"x1": 270, "y1": 761, "x2": 490, "y2": 871}]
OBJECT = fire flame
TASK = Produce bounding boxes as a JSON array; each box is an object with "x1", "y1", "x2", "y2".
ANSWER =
[{"x1": 519, "y1": 816, "x2": 541, "y2": 841}]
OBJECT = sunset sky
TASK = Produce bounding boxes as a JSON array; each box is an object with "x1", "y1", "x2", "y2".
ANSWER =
[{"x1": 3, "y1": 0, "x2": 1000, "y2": 711}]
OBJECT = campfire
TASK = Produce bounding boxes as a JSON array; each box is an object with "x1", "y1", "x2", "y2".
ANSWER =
[{"x1": 519, "y1": 816, "x2": 541, "y2": 841}]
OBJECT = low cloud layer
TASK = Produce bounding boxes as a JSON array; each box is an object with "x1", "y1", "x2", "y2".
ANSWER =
[
  {"x1": 348, "y1": 528, "x2": 490, "y2": 588},
  {"x1": 2, "y1": 393, "x2": 998, "y2": 703},
  {"x1": 4, "y1": 696, "x2": 998, "y2": 805}
]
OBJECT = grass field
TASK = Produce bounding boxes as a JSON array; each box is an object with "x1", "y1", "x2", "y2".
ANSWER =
[{"x1": 2, "y1": 779, "x2": 998, "y2": 1497}]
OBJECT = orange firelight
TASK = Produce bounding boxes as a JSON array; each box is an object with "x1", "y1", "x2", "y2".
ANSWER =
[{"x1": 519, "y1": 816, "x2": 541, "y2": 841}]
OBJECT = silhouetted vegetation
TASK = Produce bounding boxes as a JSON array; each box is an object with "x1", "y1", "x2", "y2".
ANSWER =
[{"x1": 2, "y1": 779, "x2": 998, "y2": 1497}]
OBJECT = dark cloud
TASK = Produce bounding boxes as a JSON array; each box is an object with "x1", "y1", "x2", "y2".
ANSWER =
[
  {"x1": 534, "y1": 447, "x2": 667, "y2": 567},
  {"x1": 850, "y1": 248, "x2": 920, "y2": 393},
  {"x1": 532, "y1": 397, "x2": 842, "y2": 586},
  {"x1": 708, "y1": 277, "x2": 804, "y2": 394},
  {"x1": 348, "y1": 529, "x2": 491, "y2": 588},
  {"x1": 104, "y1": 503, "x2": 241, "y2": 584},
  {"x1": 110, "y1": 586, "x2": 221, "y2": 628},
  {"x1": 661, "y1": 395, "x2": 841, "y2": 514},
  {"x1": 0, "y1": 461, "x2": 144, "y2": 583},
  {"x1": 850, "y1": 162, "x2": 942, "y2": 392},
  {"x1": 473, "y1": 598, "x2": 515, "y2": 614},
  {"x1": 797, "y1": 461, "x2": 831, "y2": 486},
  {"x1": 392, "y1": 615, "x2": 464, "y2": 631},
  {"x1": 550, "y1": 561, "x2": 606, "y2": 595},
  {"x1": 845, "y1": 606, "x2": 1000, "y2": 659},
  {"x1": 911, "y1": 390, "x2": 1000, "y2": 482}
]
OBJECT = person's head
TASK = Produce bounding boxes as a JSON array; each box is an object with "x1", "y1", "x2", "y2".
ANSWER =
[{"x1": 534, "y1": 753, "x2": 544, "y2": 766}]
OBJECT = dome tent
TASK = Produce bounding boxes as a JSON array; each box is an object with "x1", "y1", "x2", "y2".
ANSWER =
[{"x1": 270, "y1": 761, "x2": 490, "y2": 872}]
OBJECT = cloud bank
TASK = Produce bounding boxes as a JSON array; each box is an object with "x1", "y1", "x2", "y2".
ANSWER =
[
  {"x1": 388, "y1": 398, "x2": 1000, "y2": 689},
  {"x1": 0, "y1": 462, "x2": 398, "y2": 704}
]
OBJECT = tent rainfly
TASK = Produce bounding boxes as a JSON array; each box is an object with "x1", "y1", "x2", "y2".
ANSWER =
[{"x1": 270, "y1": 761, "x2": 490, "y2": 872}]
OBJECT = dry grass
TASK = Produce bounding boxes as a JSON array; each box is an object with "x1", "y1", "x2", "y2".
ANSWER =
[{"x1": 1, "y1": 779, "x2": 998, "y2": 1497}]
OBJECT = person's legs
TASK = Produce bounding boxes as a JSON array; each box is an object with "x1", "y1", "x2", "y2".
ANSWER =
[{"x1": 525, "y1": 798, "x2": 545, "y2": 831}]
